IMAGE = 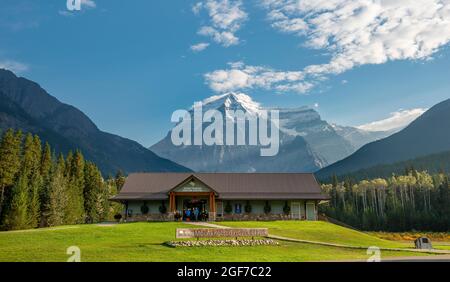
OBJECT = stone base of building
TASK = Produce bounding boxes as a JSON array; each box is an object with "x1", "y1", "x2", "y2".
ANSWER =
[
  {"x1": 124, "y1": 213, "x2": 173, "y2": 222},
  {"x1": 123, "y1": 213, "x2": 309, "y2": 222},
  {"x1": 216, "y1": 213, "x2": 297, "y2": 221}
]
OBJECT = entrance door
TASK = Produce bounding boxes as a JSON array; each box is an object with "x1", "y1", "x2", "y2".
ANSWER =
[
  {"x1": 306, "y1": 202, "x2": 316, "y2": 221},
  {"x1": 291, "y1": 202, "x2": 301, "y2": 220},
  {"x1": 182, "y1": 199, "x2": 208, "y2": 221}
]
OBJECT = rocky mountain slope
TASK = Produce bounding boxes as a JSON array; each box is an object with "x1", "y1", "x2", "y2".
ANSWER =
[{"x1": 0, "y1": 69, "x2": 190, "y2": 175}]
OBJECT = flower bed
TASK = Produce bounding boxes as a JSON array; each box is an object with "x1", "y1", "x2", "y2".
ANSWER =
[{"x1": 165, "y1": 239, "x2": 279, "y2": 247}]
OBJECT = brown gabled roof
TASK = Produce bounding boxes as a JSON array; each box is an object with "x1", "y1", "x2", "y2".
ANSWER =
[{"x1": 111, "y1": 173, "x2": 329, "y2": 201}]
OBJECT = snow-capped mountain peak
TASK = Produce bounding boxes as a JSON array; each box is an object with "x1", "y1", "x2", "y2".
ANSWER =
[{"x1": 193, "y1": 92, "x2": 261, "y2": 115}]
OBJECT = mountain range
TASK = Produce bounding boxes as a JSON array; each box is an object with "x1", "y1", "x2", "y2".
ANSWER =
[
  {"x1": 317, "y1": 98, "x2": 450, "y2": 179},
  {"x1": 151, "y1": 93, "x2": 391, "y2": 172},
  {"x1": 0, "y1": 69, "x2": 190, "y2": 175},
  {"x1": 4, "y1": 68, "x2": 443, "y2": 178}
]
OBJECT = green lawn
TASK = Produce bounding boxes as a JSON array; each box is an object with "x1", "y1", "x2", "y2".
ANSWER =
[
  {"x1": 434, "y1": 244, "x2": 450, "y2": 250},
  {"x1": 0, "y1": 222, "x2": 427, "y2": 262},
  {"x1": 215, "y1": 221, "x2": 413, "y2": 248}
]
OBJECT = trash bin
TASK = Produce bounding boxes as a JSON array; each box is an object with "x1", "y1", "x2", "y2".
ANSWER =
[{"x1": 414, "y1": 237, "x2": 433, "y2": 249}]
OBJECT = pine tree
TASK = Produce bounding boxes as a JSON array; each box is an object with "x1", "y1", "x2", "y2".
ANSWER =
[
  {"x1": 18, "y1": 133, "x2": 44, "y2": 228},
  {"x1": 106, "y1": 177, "x2": 122, "y2": 220},
  {"x1": 32, "y1": 135, "x2": 42, "y2": 172},
  {"x1": 115, "y1": 170, "x2": 126, "y2": 191},
  {"x1": 22, "y1": 134, "x2": 37, "y2": 177},
  {"x1": 39, "y1": 142, "x2": 53, "y2": 225},
  {"x1": 47, "y1": 155, "x2": 68, "y2": 227},
  {"x1": 84, "y1": 162, "x2": 104, "y2": 223},
  {"x1": 7, "y1": 173, "x2": 30, "y2": 230},
  {"x1": 40, "y1": 143, "x2": 52, "y2": 178},
  {"x1": 28, "y1": 172, "x2": 43, "y2": 228},
  {"x1": 0, "y1": 129, "x2": 22, "y2": 221},
  {"x1": 65, "y1": 151, "x2": 85, "y2": 224}
]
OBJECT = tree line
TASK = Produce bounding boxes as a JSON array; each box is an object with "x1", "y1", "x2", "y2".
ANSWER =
[
  {"x1": 320, "y1": 169, "x2": 450, "y2": 232},
  {"x1": 0, "y1": 129, "x2": 124, "y2": 231}
]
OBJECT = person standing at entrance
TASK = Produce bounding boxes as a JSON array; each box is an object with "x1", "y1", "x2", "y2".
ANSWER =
[
  {"x1": 194, "y1": 207, "x2": 199, "y2": 221},
  {"x1": 186, "y1": 208, "x2": 191, "y2": 221}
]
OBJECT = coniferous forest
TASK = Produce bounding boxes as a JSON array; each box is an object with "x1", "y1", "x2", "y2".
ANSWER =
[
  {"x1": 0, "y1": 129, "x2": 123, "y2": 231},
  {"x1": 320, "y1": 169, "x2": 450, "y2": 232}
]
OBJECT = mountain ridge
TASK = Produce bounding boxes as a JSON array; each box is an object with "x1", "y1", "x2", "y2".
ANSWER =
[
  {"x1": 151, "y1": 92, "x2": 390, "y2": 172},
  {"x1": 0, "y1": 69, "x2": 190, "y2": 175},
  {"x1": 317, "y1": 98, "x2": 450, "y2": 178}
]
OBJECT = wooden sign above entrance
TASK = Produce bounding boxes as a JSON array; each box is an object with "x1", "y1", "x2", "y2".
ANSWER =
[
  {"x1": 175, "y1": 186, "x2": 209, "y2": 193},
  {"x1": 176, "y1": 228, "x2": 269, "y2": 239}
]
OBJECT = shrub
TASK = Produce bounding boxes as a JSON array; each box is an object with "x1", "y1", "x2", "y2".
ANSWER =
[
  {"x1": 264, "y1": 201, "x2": 271, "y2": 214},
  {"x1": 283, "y1": 201, "x2": 291, "y2": 215},
  {"x1": 159, "y1": 202, "x2": 167, "y2": 214},
  {"x1": 140, "y1": 204, "x2": 149, "y2": 215},
  {"x1": 113, "y1": 213, "x2": 122, "y2": 222},
  {"x1": 224, "y1": 201, "x2": 233, "y2": 214},
  {"x1": 245, "y1": 201, "x2": 252, "y2": 213}
]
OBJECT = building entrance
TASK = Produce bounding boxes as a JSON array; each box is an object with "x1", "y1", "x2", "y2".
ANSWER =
[{"x1": 182, "y1": 198, "x2": 208, "y2": 221}]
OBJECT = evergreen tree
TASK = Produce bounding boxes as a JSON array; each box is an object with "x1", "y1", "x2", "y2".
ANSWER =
[
  {"x1": 0, "y1": 129, "x2": 121, "y2": 231},
  {"x1": 47, "y1": 155, "x2": 68, "y2": 227},
  {"x1": 84, "y1": 162, "x2": 105, "y2": 223},
  {"x1": 28, "y1": 172, "x2": 43, "y2": 228},
  {"x1": 106, "y1": 177, "x2": 122, "y2": 220},
  {"x1": 115, "y1": 170, "x2": 126, "y2": 191},
  {"x1": 40, "y1": 143, "x2": 52, "y2": 178},
  {"x1": 22, "y1": 134, "x2": 39, "y2": 177},
  {"x1": 0, "y1": 129, "x2": 22, "y2": 221},
  {"x1": 7, "y1": 173, "x2": 29, "y2": 230},
  {"x1": 322, "y1": 170, "x2": 450, "y2": 231},
  {"x1": 65, "y1": 150, "x2": 85, "y2": 224},
  {"x1": 39, "y1": 142, "x2": 53, "y2": 225}
]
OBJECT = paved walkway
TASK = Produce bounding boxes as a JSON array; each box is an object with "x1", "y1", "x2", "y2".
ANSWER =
[
  {"x1": 326, "y1": 255, "x2": 450, "y2": 262},
  {"x1": 267, "y1": 234, "x2": 450, "y2": 254}
]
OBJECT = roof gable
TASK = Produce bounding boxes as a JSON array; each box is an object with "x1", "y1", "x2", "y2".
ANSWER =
[{"x1": 170, "y1": 175, "x2": 218, "y2": 194}]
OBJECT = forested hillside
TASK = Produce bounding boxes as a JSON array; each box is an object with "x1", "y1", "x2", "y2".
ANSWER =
[
  {"x1": 320, "y1": 170, "x2": 450, "y2": 232},
  {"x1": 0, "y1": 129, "x2": 123, "y2": 231},
  {"x1": 318, "y1": 150, "x2": 450, "y2": 182}
]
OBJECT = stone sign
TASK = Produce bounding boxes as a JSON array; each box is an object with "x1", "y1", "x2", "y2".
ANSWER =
[{"x1": 176, "y1": 228, "x2": 269, "y2": 239}]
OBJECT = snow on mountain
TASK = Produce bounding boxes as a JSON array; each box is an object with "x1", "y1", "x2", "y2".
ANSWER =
[
  {"x1": 151, "y1": 93, "x2": 391, "y2": 172},
  {"x1": 197, "y1": 92, "x2": 261, "y2": 116}
]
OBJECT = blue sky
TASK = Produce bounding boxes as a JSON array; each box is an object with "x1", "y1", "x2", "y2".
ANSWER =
[{"x1": 1, "y1": 0, "x2": 450, "y2": 146}]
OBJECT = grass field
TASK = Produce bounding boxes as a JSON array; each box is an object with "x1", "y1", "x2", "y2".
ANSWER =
[
  {"x1": 216, "y1": 221, "x2": 412, "y2": 248},
  {"x1": 0, "y1": 221, "x2": 431, "y2": 262}
]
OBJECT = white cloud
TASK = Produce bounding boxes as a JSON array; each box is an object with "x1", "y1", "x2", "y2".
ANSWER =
[
  {"x1": 0, "y1": 60, "x2": 29, "y2": 73},
  {"x1": 357, "y1": 108, "x2": 427, "y2": 132},
  {"x1": 81, "y1": 0, "x2": 96, "y2": 9},
  {"x1": 59, "y1": 0, "x2": 96, "y2": 16},
  {"x1": 191, "y1": 42, "x2": 210, "y2": 52},
  {"x1": 205, "y1": 0, "x2": 450, "y2": 93},
  {"x1": 204, "y1": 61, "x2": 315, "y2": 93},
  {"x1": 193, "y1": 0, "x2": 248, "y2": 47}
]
